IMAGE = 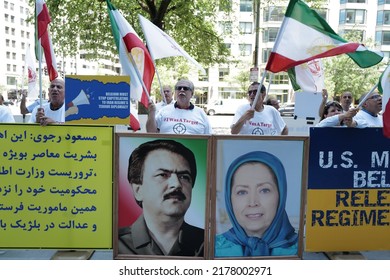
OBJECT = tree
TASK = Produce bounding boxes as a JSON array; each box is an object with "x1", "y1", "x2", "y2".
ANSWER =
[
  {"x1": 29, "y1": 0, "x2": 231, "y2": 66},
  {"x1": 324, "y1": 31, "x2": 385, "y2": 101}
]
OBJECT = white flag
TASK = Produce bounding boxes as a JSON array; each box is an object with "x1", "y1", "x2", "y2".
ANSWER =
[
  {"x1": 288, "y1": 59, "x2": 325, "y2": 93},
  {"x1": 25, "y1": 46, "x2": 38, "y2": 99},
  {"x1": 294, "y1": 59, "x2": 325, "y2": 93},
  {"x1": 138, "y1": 14, "x2": 206, "y2": 74}
]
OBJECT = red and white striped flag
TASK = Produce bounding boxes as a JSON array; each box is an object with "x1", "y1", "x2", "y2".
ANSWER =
[{"x1": 35, "y1": 0, "x2": 58, "y2": 81}]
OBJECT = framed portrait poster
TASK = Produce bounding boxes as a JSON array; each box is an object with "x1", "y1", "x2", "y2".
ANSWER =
[
  {"x1": 210, "y1": 135, "x2": 309, "y2": 259},
  {"x1": 114, "y1": 133, "x2": 211, "y2": 259}
]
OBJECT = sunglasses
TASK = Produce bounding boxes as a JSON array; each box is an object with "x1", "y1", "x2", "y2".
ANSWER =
[
  {"x1": 342, "y1": 96, "x2": 352, "y2": 99},
  {"x1": 175, "y1": 86, "x2": 191, "y2": 91},
  {"x1": 247, "y1": 90, "x2": 258, "y2": 95}
]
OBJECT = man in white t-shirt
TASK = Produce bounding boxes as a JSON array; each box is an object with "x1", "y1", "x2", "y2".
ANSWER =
[
  {"x1": 29, "y1": 78, "x2": 65, "y2": 126},
  {"x1": 354, "y1": 92, "x2": 383, "y2": 127},
  {"x1": 0, "y1": 94, "x2": 15, "y2": 123},
  {"x1": 231, "y1": 82, "x2": 288, "y2": 135},
  {"x1": 155, "y1": 85, "x2": 174, "y2": 113},
  {"x1": 146, "y1": 79, "x2": 212, "y2": 134}
]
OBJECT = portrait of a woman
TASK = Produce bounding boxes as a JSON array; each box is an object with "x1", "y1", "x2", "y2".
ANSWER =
[{"x1": 215, "y1": 151, "x2": 298, "y2": 257}]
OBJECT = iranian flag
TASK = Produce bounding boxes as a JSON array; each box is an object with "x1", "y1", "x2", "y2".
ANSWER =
[
  {"x1": 106, "y1": 0, "x2": 155, "y2": 129},
  {"x1": 35, "y1": 0, "x2": 58, "y2": 81},
  {"x1": 378, "y1": 65, "x2": 390, "y2": 138},
  {"x1": 266, "y1": 0, "x2": 383, "y2": 73}
]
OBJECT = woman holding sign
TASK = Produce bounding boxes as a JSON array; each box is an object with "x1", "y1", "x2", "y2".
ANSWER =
[{"x1": 215, "y1": 151, "x2": 298, "y2": 257}]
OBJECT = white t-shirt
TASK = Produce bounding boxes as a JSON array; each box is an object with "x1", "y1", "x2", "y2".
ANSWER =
[
  {"x1": 156, "y1": 103, "x2": 212, "y2": 134},
  {"x1": 0, "y1": 105, "x2": 15, "y2": 123},
  {"x1": 29, "y1": 102, "x2": 65, "y2": 123},
  {"x1": 315, "y1": 114, "x2": 368, "y2": 128},
  {"x1": 155, "y1": 100, "x2": 174, "y2": 113},
  {"x1": 354, "y1": 109, "x2": 383, "y2": 127},
  {"x1": 27, "y1": 99, "x2": 49, "y2": 113},
  {"x1": 231, "y1": 104, "x2": 286, "y2": 135}
]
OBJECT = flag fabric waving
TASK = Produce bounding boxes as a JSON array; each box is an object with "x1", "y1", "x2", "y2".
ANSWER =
[
  {"x1": 378, "y1": 65, "x2": 390, "y2": 138},
  {"x1": 266, "y1": 0, "x2": 383, "y2": 73},
  {"x1": 25, "y1": 46, "x2": 38, "y2": 100},
  {"x1": 106, "y1": 0, "x2": 155, "y2": 111},
  {"x1": 138, "y1": 14, "x2": 206, "y2": 74},
  {"x1": 287, "y1": 59, "x2": 325, "y2": 92},
  {"x1": 35, "y1": 0, "x2": 58, "y2": 81}
]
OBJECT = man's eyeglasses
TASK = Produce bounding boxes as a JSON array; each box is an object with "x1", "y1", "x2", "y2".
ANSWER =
[
  {"x1": 368, "y1": 95, "x2": 381, "y2": 100},
  {"x1": 247, "y1": 90, "x2": 258, "y2": 96},
  {"x1": 163, "y1": 90, "x2": 171, "y2": 93},
  {"x1": 342, "y1": 96, "x2": 352, "y2": 99},
  {"x1": 175, "y1": 86, "x2": 191, "y2": 91}
]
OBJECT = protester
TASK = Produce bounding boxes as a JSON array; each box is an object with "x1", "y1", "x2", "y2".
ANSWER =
[
  {"x1": 20, "y1": 92, "x2": 48, "y2": 116},
  {"x1": 215, "y1": 151, "x2": 298, "y2": 257},
  {"x1": 231, "y1": 82, "x2": 288, "y2": 135},
  {"x1": 340, "y1": 91, "x2": 354, "y2": 112},
  {"x1": 155, "y1": 85, "x2": 174, "y2": 113},
  {"x1": 266, "y1": 96, "x2": 280, "y2": 111},
  {"x1": 316, "y1": 100, "x2": 365, "y2": 128},
  {"x1": 29, "y1": 78, "x2": 65, "y2": 126},
  {"x1": 0, "y1": 95, "x2": 15, "y2": 123},
  {"x1": 118, "y1": 139, "x2": 204, "y2": 256},
  {"x1": 146, "y1": 79, "x2": 212, "y2": 134},
  {"x1": 354, "y1": 92, "x2": 383, "y2": 127}
]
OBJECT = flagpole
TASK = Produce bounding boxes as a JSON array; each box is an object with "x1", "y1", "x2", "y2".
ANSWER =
[
  {"x1": 154, "y1": 66, "x2": 166, "y2": 104},
  {"x1": 357, "y1": 83, "x2": 378, "y2": 109},
  {"x1": 38, "y1": 39, "x2": 43, "y2": 108},
  {"x1": 266, "y1": 73, "x2": 273, "y2": 101},
  {"x1": 251, "y1": 70, "x2": 267, "y2": 110}
]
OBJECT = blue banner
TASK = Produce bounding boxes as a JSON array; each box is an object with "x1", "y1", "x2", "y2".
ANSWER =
[{"x1": 308, "y1": 127, "x2": 390, "y2": 190}]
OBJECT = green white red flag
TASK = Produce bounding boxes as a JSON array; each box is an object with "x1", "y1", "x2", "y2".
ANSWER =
[
  {"x1": 35, "y1": 0, "x2": 58, "y2": 81},
  {"x1": 266, "y1": 0, "x2": 383, "y2": 73},
  {"x1": 378, "y1": 65, "x2": 390, "y2": 138},
  {"x1": 106, "y1": 0, "x2": 155, "y2": 130}
]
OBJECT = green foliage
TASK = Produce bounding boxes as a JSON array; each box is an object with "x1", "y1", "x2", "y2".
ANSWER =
[
  {"x1": 324, "y1": 31, "x2": 385, "y2": 100},
  {"x1": 29, "y1": 0, "x2": 232, "y2": 66}
]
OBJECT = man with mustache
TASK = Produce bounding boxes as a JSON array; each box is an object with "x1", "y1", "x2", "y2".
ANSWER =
[
  {"x1": 146, "y1": 79, "x2": 212, "y2": 134},
  {"x1": 118, "y1": 139, "x2": 204, "y2": 256},
  {"x1": 354, "y1": 92, "x2": 383, "y2": 127}
]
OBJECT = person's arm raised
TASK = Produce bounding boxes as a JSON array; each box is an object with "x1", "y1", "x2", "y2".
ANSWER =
[{"x1": 146, "y1": 102, "x2": 159, "y2": 133}]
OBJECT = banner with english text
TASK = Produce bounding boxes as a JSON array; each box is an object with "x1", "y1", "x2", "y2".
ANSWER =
[{"x1": 306, "y1": 127, "x2": 390, "y2": 251}]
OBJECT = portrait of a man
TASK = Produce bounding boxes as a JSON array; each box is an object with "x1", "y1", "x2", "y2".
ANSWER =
[{"x1": 117, "y1": 138, "x2": 207, "y2": 257}]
